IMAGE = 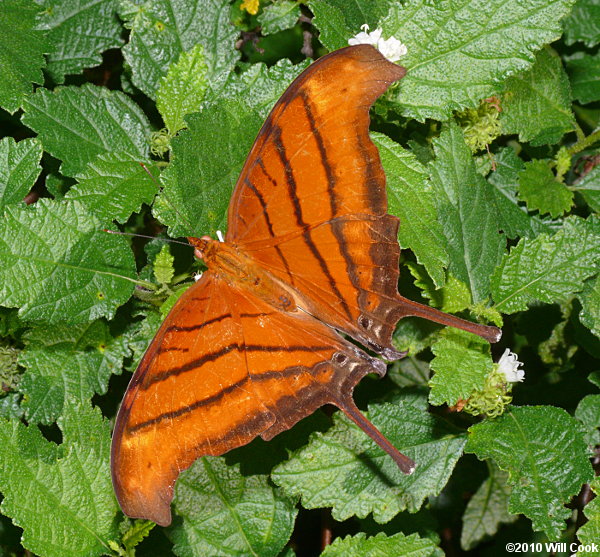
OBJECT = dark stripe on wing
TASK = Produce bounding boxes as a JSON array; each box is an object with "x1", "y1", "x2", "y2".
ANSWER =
[
  {"x1": 166, "y1": 312, "x2": 232, "y2": 333},
  {"x1": 142, "y1": 342, "x2": 332, "y2": 388},
  {"x1": 129, "y1": 358, "x2": 334, "y2": 433},
  {"x1": 244, "y1": 178, "x2": 275, "y2": 237},
  {"x1": 272, "y1": 125, "x2": 353, "y2": 320},
  {"x1": 299, "y1": 91, "x2": 337, "y2": 215},
  {"x1": 244, "y1": 176, "x2": 293, "y2": 282},
  {"x1": 164, "y1": 311, "x2": 270, "y2": 336}
]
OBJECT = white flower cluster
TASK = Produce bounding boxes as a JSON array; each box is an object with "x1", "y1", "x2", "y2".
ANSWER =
[
  {"x1": 348, "y1": 24, "x2": 407, "y2": 62},
  {"x1": 497, "y1": 349, "x2": 525, "y2": 383}
]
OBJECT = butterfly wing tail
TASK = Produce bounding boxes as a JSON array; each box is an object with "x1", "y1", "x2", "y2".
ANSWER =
[
  {"x1": 396, "y1": 295, "x2": 502, "y2": 343},
  {"x1": 336, "y1": 397, "x2": 416, "y2": 474}
]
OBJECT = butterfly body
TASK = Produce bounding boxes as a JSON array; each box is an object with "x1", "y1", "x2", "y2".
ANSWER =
[{"x1": 190, "y1": 236, "x2": 296, "y2": 311}]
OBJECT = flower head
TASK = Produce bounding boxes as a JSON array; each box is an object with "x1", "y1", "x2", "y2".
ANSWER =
[
  {"x1": 497, "y1": 348, "x2": 525, "y2": 383},
  {"x1": 240, "y1": 0, "x2": 259, "y2": 15},
  {"x1": 348, "y1": 24, "x2": 407, "y2": 62}
]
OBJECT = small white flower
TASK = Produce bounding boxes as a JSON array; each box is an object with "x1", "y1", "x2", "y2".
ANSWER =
[
  {"x1": 497, "y1": 348, "x2": 525, "y2": 383},
  {"x1": 216, "y1": 230, "x2": 225, "y2": 243},
  {"x1": 348, "y1": 24, "x2": 407, "y2": 62},
  {"x1": 193, "y1": 271, "x2": 203, "y2": 282}
]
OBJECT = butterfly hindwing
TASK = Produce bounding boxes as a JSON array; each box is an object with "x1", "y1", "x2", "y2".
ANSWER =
[{"x1": 112, "y1": 271, "x2": 395, "y2": 525}]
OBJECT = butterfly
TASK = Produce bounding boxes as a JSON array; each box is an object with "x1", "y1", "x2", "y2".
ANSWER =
[{"x1": 111, "y1": 44, "x2": 501, "y2": 526}]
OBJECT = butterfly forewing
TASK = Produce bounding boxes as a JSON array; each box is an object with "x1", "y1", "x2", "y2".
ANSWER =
[
  {"x1": 227, "y1": 45, "x2": 407, "y2": 358},
  {"x1": 226, "y1": 45, "x2": 406, "y2": 242}
]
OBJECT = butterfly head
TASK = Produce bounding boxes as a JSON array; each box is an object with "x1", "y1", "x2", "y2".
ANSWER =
[{"x1": 187, "y1": 235, "x2": 215, "y2": 261}]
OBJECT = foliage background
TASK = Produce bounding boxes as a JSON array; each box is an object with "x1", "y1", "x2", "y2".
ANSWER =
[{"x1": 1, "y1": 0, "x2": 599, "y2": 555}]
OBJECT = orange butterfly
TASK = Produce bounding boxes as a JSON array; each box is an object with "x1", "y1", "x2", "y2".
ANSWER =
[{"x1": 111, "y1": 44, "x2": 501, "y2": 526}]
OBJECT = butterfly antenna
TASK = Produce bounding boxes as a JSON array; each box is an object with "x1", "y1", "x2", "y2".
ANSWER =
[
  {"x1": 396, "y1": 295, "x2": 502, "y2": 343},
  {"x1": 103, "y1": 229, "x2": 193, "y2": 248},
  {"x1": 337, "y1": 398, "x2": 416, "y2": 474}
]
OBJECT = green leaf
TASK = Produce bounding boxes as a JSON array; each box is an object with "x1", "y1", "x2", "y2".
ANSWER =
[
  {"x1": 428, "y1": 123, "x2": 504, "y2": 303},
  {"x1": 429, "y1": 329, "x2": 493, "y2": 407},
  {"x1": 461, "y1": 465, "x2": 517, "y2": 551},
  {"x1": 0, "y1": 343, "x2": 20, "y2": 392},
  {"x1": 257, "y1": 0, "x2": 300, "y2": 35},
  {"x1": 0, "y1": 0, "x2": 47, "y2": 113},
  {"x1": 491, "y1": 216, "x2": 600, "y2": 314},
  {"x1": 538, "y1": 302, "x2": 578, "y2": 370},
  {"x1": 567, "y1": 53, "x2": 600, "y2": 104},
  {"x1": 563, "y1": 0, "x2": 600, "y2": 46},
  {"x1": 487, "y1": 147, "x2": 551, "y2": 239},
  {"x1": 121, "y1": 520, "x2": 156, "y2": 553},
  {"x1": 375, "y1": 133, "x2": 448, "y2": 288},
  {"x1": 153, "y1": 245, "x2": 175, "y2": 285},
  {"x1": 0, "y1": 402, "x2": 119, "y2": 556},
  {"x1": 575, "y1": 394, "x2": 600, "y2": 448},
  {"x1": 392, "y1": 317, "x2": 439, "y2": 357},
  {"x1": 18, "y1": 320, "x2": 129, "y2": 424},
  {"x1": 156, "y1": 44, "x2": 208, "y2": 136},
  {"x1": 588, "y1": 371, "x2": 600, "y2": 390},
  {"x1": 45, "y1": 171, "x2": 72, "y2": 199},
  {"x1": 579, "y1": 275, "x2": 600, "y2": 338},
  {"x1": 204, "y1": 58, "x2": 306, "y2": 118},
  {"x1": 578, "y1": 478, "x2": 600, "y2": 556},
  {"x1": 0, "y1": 137, "x2": 43, "y2": 211},
  {"x1": 0, "y1": 393, "x2": 24, "y2": 420},
  {"x1": 22, "y1": 84, "x2": 152, "y2": 177},
  {"x1": 307, "y1": 0, "x2": 390, "y2": 50},
  {"x1": 518, "y1": 160, "x2": 574, "y2": 217},
  {"x1": 169, "y1": 456, "x2": 297, "y2": 557},
  {"x1": 465, "y1": 406, "x2": 594, "y2": 539},
  {"x1": 383, "y1": 0, "x2": 575, "y2": 121},
  {"x1": 321, "y1": 532, "x2": 440, "y2": 557},
  {"x1": 122, "y1": 308, "x2": 162, "y2": 372},
  {"x1": 40, "y1": 0, "x2": 123, "y2": 83},
  {"x1": 407, "y1": 264, "x2": 471, "y2": 313},
  {"x1": 501, "y1": 48, "x2": 575, "y2": 146},
  {"x1": 0, "y1": 199, "x2": 136, "y2": 323},
  {"x1": 154, "y1": 99, "x2": 262, "y2": 237},
  {"x1": 388, "y1": 353, "x2": 431, "y2": 388},
  {"x1": 156, "y1": 59, "x2": 302, "y2": 233},
  {"x1": 272, "y1": 400, "x2": 466, "y2": 523},
  {"x1": 573, "y1": 164, "x2": 600, "y2": 213},
  {"x1": 0, "y1": 307, "x2": 22, "y2": 338},
  {"x1": 64, "y1": 153, "x2": 159, "y2": 226},
  {"x1": 120, "y1": 0, "x2": 239, "y2": 99}
]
